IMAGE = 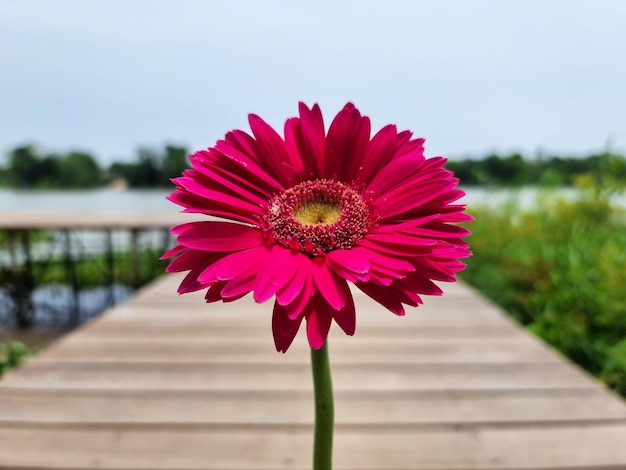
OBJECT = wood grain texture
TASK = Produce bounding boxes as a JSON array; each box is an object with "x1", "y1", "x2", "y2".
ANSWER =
[
  {"x1": 2, "y1": 425, "x2": 626, "y2": 469},
  {"x1": 1, "y1": 273, "x2": 626, "y2": 469},
  {"x1": 1, "y1": 388, "x2": 626, "y2": 425}
]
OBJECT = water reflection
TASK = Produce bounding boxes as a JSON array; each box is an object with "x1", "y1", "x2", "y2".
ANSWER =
[{"x1": 0, "y1": 284, "x2": 132, "y2": 328}]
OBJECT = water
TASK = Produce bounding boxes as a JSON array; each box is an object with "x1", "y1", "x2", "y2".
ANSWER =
[
  {"x1": 0, "y1": 188, "x2": 174, "y2": 213},
  {"x1": 0, "y1": 186, "x2": 572, "y2": 214},
  {"x1": 0, "y1": 284, "x2": 132, "y2": 327}
]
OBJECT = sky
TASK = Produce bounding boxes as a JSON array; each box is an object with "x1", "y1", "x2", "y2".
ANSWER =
[{"x1": 1, "y1": 0, "x2": 625, "y2": 164}]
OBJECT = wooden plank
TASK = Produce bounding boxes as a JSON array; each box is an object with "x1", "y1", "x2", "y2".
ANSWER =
[
  {"x1": 1, "y1": 388, "x2": 625, "y2": 425},
  {"x1": 39, "y1": 336, "x2": 561, "y2": 364},
  {"x1": 0, "y1": 361, "x2": 598, "y2": 392},
  {"x1": 96, "y1": 303, "x2": 514, "y2": 328},
  {"x1": 102, "y1": 278, "x2": 518, "y2": 331},
  {"x1": 70, "y1": 321, "x2": 520, "y2": 339},
  {"x1": 2, "y1": 425, "x2": 626, "y2": 469}
]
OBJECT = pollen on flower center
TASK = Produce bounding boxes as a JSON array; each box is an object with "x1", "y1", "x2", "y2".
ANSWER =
[
  {"x1": 294, "y1": 201, "x2": 341, "y2": 226},
  {"x1": 265, "y1": 179, "x2": 372, "y2": 255}
]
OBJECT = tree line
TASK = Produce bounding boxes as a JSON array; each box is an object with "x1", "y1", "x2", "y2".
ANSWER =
[
  {"x1": 0, "y1": 144, "x2": 189, "y2": 189},
  {"x1": 1, "y1": 143, "x2": 625, "y2": 189},
  {"x1": 445, "y1": 151, "x2": 626, "y2": 187}
]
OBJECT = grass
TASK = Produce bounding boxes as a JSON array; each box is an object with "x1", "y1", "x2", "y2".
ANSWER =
[
  {"x1": 0, "y1": 341, "x2": 32, "y2": 375},
  {"x1": 462, "y1": 176, "x2": 626, "y2": 396}
]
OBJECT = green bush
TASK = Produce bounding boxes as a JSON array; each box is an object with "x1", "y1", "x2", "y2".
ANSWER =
[
  {"x1": 0, "y1": 341, "x2": 32, "y2": 375},
  {"x1": 462, "y1": 179, "x2": 626, "y2": 395}
]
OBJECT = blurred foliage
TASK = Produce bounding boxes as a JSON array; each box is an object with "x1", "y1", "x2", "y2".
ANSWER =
[
  {"x1": 446, "y1": 151, "x2": 626, "y2": 187},
  {"x1": 108, "y1": 145, "x2": 188, "y2": 188},
  {"x1": 0, "y1": 144, "x2": 189, "y2": 189},
  {"x1": 0, "y1": 341, "x2": 32, "y2": 375},
  {"x1": 462, "y1": 175, "x2": 626, "y2": 396}
]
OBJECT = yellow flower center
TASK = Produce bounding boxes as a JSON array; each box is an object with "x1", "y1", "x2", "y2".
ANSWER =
[{"x1": 294, "y1": 201, "x2": 341, "y2": 226}]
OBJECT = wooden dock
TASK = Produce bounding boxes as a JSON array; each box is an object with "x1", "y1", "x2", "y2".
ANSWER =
[
  {"x1": 2, "y1": 273, "x2": 626, "y2": 469},
  {"x1": 0, "y1": 211, "x2": 197, "y2": 230}
]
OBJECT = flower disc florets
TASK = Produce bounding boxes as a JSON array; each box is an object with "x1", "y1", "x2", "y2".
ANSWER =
[{"x1": 265, "y1": 179, "x2": 372, "y2": 255}]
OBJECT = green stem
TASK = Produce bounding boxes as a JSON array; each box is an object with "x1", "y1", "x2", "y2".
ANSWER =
[{"x1": 311, "y1": 340, "x2": 334, "y2": 470}]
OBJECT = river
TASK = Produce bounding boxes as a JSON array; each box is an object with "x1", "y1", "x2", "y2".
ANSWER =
[
  {"x1": 0, "y1": 188, "x2": 174, "y2": 213},
  {"x1": 0, "y1": 186, "x2": 583, "y2": 214}
]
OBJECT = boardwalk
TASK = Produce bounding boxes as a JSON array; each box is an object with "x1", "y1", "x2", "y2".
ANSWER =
[
  {"x1": 0, "y1": 211, "x2": 195, "y2": 230},
  {"x1": 2, "y1": 273, "x2": 626, "y2": 469}
]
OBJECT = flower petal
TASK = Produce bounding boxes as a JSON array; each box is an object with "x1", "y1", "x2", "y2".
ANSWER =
[
  {"x1": 178, "y1": 269, "x2": 210, "y2": 294},
  {"x1": 366, "y1": 232, "x2": 437, "y2": 248},
  {"x1": 306, "y1": 296, "x2": 333, "y2": 349},
  {"x1": 399, "y1": 222, "x2": 471, "y2": 239},
  {"x1": 160, "y1": 244, "x2": 186, "y2": 260},
  {"x1": 356, "y1": 282, "x2": 406, "y2": 316},
  {"x1": 168, "y1": 189, "x2": 260, "y2": 225},
  {"x1": 332, "y1": 293, "x2": 356, "y2": 336},
  {"x1": 326, "y1": 248, "x2": 371, "y2": 282},
  {"x1": 175, "y1": 222, "x2": 263, "y2": 252},
  {"x1": 313, "y1": 257, "x2": 349, "y2": 311},
  {"x1": 356, "y1": 124, "x2": 400, "y2": 184},
  {"x1": 374, "y1": 178, "x2": 457, "y2": 220},
  {"x1": 282, "y1": 104, "x2": 328, "y2": 179},
  {"x1": 173, "y1": 176, "x2": 265, "y2": 219},
  {"x1": 358, "y1": 238, "x2": 431, "y2": 257},
  {"x1": 272, "y1": 302, "x2": 304, "y2": 353},
  {"x1": 204, "y1": 280, "x2": 229, "y2": 302},
  {"x1": 365, "y1": 249, "x2": 416, "y2": 276},
  {"x1": 282, "y1": 274, "x2": 315, "y2": 321},
  {"x1": 192, "y1": 157, "x2": 273, "y2": 205},
  {"x1": 198, "y1": 246, "x2": 266, "y2": 283},
  {"x1": 254, "y1": 246, "x2": 300, "y2": 303},
  {"x1": 221, "y1": 270, "x2": 257, "y2": 301},
  {"x1": 324, "y1": 103, "x2": 371, "y2": 181},
  {"x1": 366, "y1": 152, "x2": 426, "y2": 196},
  {"x1": 248, "y1": 114, "x2": 297, "y2": 187},
  {"x1": 399, "y1": 273, "x2": 443, "y2": 296},
  {"x1": 276, "y1": 253, "x2": 313, "y2": 306},
  {"x1": 165, "y1": 249, "x2": 222, "y2": 273},
  {"x1": 299, "y1": 102, "x2": 326, "y2": 173},
  {"x1": 216, "y1": 135, "x2": 284, "y2": 191}
]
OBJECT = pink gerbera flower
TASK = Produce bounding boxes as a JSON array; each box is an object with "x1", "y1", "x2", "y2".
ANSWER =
[{"x1": 163, "y1": 103, "x2": 471, "y2": 352}]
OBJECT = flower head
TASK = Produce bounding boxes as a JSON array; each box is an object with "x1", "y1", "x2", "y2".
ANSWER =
[{"x1": 163, "y1": 103, "x2": 472, "y2": 352}]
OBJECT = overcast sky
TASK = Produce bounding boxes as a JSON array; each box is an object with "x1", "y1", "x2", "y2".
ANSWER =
[{"x1": 1, "y1": 0, "x2": 625, "y2": 164}]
